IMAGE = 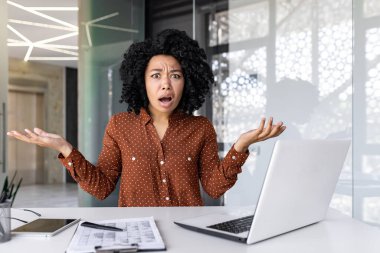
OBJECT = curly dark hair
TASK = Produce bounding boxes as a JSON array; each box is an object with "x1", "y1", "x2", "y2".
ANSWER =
[{"x1": 119, "y1": 29, "x2": 214, "y2": 115}]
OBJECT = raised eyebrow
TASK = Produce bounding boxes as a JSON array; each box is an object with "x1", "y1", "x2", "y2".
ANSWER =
[
  {"x1": 148, "y1": 68, "x2": 182, "y2": 73},
  {"x1": 148, "y1": 68, "x2": 163, "y2": 73},
  {"x1": 170, "y1": 69, "x2": 183, "y2": 74}
]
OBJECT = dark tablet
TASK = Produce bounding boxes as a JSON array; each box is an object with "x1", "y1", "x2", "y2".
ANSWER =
[{"x1": 12, "y1": 218, "x2": 80, "y2": 237}]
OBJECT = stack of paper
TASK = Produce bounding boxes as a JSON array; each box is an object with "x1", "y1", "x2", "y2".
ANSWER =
[{"x1": 66, "y1": 217, "x2": 166, "y2": 253}]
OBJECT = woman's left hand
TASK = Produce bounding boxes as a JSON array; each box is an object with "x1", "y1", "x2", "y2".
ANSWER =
[{"x1": 234, "y1": 117, "x2": 286, "y2": 153}]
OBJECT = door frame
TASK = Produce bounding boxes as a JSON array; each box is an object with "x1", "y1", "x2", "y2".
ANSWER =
[{"x1": 0, "y1": 0, "x2": 8, "y2": 184}]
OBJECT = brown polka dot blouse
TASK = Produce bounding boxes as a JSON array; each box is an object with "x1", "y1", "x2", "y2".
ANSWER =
[{"x1": 59, "y1": 109, "x2": 249, "y2": 207}]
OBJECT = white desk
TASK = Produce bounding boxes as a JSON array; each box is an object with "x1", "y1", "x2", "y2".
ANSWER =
[{"x1": 1, "y1": 207, "x2": 380, "y2": 253}]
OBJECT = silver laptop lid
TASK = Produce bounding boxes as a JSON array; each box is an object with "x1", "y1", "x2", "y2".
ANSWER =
[{"x1": 247, "y1": 140, "x2": 350, "y2": 244}]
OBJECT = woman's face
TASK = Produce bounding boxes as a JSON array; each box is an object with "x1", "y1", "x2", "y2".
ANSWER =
[{"x1": 145, "y1": 55, "x2": 184, "y2": 116}]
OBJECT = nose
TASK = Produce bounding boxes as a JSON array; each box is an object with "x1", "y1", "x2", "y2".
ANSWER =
[{"x1": 161, "y1": 75, "x2": 171, "y2": 90}]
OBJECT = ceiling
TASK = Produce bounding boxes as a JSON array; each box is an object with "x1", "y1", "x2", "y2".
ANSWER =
[{"x1": 7, "y1": 0, "x2": 78, "y2": 68}]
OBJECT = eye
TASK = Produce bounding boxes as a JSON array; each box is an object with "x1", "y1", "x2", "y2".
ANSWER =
[
  {"x1": 151, "y1": 73, "x2": 160, "y2": 79},
  {"x1": 170, "y1": 73, "x2": 182, "y2": 79}
]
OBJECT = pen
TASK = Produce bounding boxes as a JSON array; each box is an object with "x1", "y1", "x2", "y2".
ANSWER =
[
  {"x1": 81, "y1": 221, "x2": 124, "y2": 232},
  {"x1": 95, "y1": 244, "x2": 139, "y2": 253}
]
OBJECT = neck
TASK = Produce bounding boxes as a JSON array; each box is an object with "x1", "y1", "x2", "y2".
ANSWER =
[{"x1": 148, "y1": 106, "x2": 171, "y2": 123}]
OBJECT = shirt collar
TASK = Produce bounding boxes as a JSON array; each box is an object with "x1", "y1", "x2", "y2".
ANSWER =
[
  {"x1": 139, "y1": 108, "x2": 187, "y2": 126},
  {"x1": 140, "y1": 108, "x2": 152, "y2": 125}
]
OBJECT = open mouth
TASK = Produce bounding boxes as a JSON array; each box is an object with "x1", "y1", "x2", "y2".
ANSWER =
[
  {"x1": 158, "y1": 96, "x2": 174, "y2": 108},
  {"x1": 159, "y1": 96, "x2": 173, "y2": 103}
]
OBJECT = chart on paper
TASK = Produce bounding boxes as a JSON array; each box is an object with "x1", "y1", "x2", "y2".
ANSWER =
[{"x1": 66, "y1": 217, "x2": 165, "y2": 253}]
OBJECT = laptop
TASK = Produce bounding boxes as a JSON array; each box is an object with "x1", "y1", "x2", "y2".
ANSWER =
[{"x1": 174, "y1": 140, "x2": 350, "y2": 244}]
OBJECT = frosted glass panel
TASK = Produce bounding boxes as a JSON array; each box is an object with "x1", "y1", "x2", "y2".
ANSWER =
[
  {"x1": 363, "y1": 197, "x2": 380, "y2": 224},
  {"x1": 366, "y1": 28, "x2": 380, "y2": 144},
  {"x1": 211, "y1": 48, "x2": 267, "y2": 206},
  {"x1": 364, "y1": 0, "x2": 380, "y2": 18},
  {"x1": 276, "y1": 0, "x2": 312, "y2": 82},
  {"x1": 354, "y1": 0, "x2": 380, "y2": 225},
  {"x1": 194, "y1": 0, "x2": 380, "y2": 226},
  {"x1": 78, "y1": 0, "x2": 144, "y2": 207},
  {"x1": 204, "y1": 0, "x2": 353, "y2": 212},
  {"x1": 212, "y1": 50, "x2": 267, "y2": 143},
  {"x1": 208, "y1": 2, "x2": 268, "y2": 47}
]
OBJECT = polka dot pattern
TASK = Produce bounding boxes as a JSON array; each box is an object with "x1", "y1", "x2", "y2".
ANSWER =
[{"x1": 58, "y1": 108, "x2": 249, "y2": 207}]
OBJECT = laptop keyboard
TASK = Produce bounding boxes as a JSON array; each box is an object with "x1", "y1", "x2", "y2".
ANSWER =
[{"x1": 207, "y1": 215, "x2": 254, "y2": 234}]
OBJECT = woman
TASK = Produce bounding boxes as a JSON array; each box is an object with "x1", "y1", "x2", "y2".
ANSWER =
[{"x1": 7, "y1": 29, "x2": 286, "y2": 207}]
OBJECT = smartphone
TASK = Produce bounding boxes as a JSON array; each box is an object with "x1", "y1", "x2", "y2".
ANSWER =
[{"x1": 12, "y1": 218, "x2": 80, "y2": 237}]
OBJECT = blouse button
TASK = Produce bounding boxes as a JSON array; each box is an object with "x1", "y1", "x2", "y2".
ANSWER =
[
  {"x1": 68, "y1": 162, "x2": 73, "y2": 167},
  {"x1": 132, "y1": 156, "x2": 136, "y2": 161},
  {"x1": 165, "y1": 197, "x2": 170, "y2": 201},
  {"x1": 162, "y1": 179, "x2": 167, "y2": 183},
  {"x1": 232, "y1": 155, "x2": 236, "y2": 160},
  {"x1": 160, "y1": 160, "x2": 165, "y2": 165},
  {"x1": 187, "y1": 157, "x2": 192, "y2": 161}
]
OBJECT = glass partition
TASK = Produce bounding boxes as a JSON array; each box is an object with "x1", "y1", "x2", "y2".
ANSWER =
[
  {"x1": 78, "y1": 0, "x2": 144, "y2": 206},
  {"x1": 195, "y1": 0, "x2": 380, "y2": 226},
  {"x1": 354, "y1": 0, "x2": 380, "y2": 225}
]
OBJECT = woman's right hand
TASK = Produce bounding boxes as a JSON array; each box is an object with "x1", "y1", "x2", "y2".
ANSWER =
[{"x1": 7, "y1": 128, "x2": 73, "y2": 158}]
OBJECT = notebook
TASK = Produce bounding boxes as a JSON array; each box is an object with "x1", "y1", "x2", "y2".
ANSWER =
[{"x1": 174, "y1": 140, "x2": 350, "y2": 244}]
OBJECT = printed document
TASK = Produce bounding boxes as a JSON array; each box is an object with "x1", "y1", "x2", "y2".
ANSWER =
[{"x1": 66, "y1": 216, "x2": 165, "y2": 252}]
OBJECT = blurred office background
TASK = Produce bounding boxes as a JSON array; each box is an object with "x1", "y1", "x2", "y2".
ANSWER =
[{"x1": 0, "y1": 0, "x2": 379, "y2": 227}]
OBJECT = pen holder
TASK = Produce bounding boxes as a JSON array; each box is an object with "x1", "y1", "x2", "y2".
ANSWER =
[{"x1": 0, "y1": 200, "x2": 11, "y2": 243}]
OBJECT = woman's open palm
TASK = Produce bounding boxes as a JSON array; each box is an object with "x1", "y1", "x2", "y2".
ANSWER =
[
  {"x1": 234, "y1": 117, "x2": 286, "y2": 152},
  {"x1": 7, "y1": 128, "x2": 72, "y2": 157}
]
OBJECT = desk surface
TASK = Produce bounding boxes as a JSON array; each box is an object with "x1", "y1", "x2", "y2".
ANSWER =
[{"x1": 2, "y1": 207, "x2": 380, "y2": 253}]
